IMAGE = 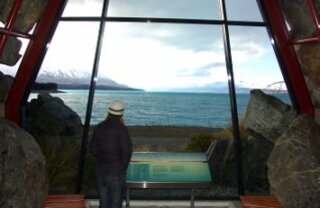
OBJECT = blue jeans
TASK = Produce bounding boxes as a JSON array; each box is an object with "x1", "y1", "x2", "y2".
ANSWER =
[{"x1": 97, "y1": 174, "x2": 126, "y2": 208}]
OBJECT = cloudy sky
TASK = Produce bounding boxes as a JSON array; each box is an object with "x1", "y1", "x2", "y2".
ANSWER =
[{"x1": 1, "y1": 0, "x2": 285, "y2": 92}]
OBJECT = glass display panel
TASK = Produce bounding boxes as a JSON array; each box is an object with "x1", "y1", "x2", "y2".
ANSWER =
[
  {"x1": 230, "y1": 26, "x2": 291, "y2": 195},
  {"x1": 26, "y1": 21, "x2": 99, "y2": 194},
  {"x1": 225, "y1": 0, "x2": 264, "y2": 22},
  {"x1": 108, "y1": 0, "x2": 221, "y2": 20},
  {"x1": 62, "y1": 0, "x2": 104, "y2": 17},
  {"x1": 128, "y1": 152, "x2": 211, "y2": 182}
]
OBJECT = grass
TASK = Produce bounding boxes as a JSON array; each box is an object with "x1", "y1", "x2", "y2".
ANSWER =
[
  {"x1": 185, "y1": 120, "x2": 250, "y2": 152},
  {"x1": 33, "y1": 121, "x2": 250, "y2": 194},
  {"x1": 34, "y1": 135, "x2": 80, "y2": 193}
]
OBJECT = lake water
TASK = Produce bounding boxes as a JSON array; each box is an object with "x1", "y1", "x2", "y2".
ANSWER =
[{"x1": 29, "y1": 90, "x2": 291, "y2": 128}]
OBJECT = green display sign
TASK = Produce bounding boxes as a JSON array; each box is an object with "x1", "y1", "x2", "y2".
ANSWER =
[{"x1": 127, "y1": 152, "x2": 212, "y2": 182}]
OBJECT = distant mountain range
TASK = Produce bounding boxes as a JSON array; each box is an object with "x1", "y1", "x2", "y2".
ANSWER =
[
  {"x1": 165, "y1": 81, "x2": 287, "y2": 94},
  {"x1": 1, "y1": 69, "x2": 287, "y2": 93},
  {"x1": 36, "y1": 70, "x2": 142, "y2": 91}
]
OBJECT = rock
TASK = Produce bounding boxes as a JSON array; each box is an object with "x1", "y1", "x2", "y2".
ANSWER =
[
  {"x1": 207, "y1": 139, "x2": 233, "y2": 185},
  {"x1": 268, "y1": 114, "x2": 320, "y2": 208},
  {"x1": 243, "y1": 135, "x2": 273, "y2": 193},
  {"x1": 0, "y1": 37, "x2": 22, "y2": 66},
  {"x1": 27, "y1": 92, "x2": 82, "y2": 137},
  {"x1": 244, "y1": 89, "x2": 297, "y2": 143},
  {"x1": 295, "y1": 42, "x2": 320, "y2": 125},
  {"x1": 32, "y1": 82, "x2": 58, "y2": 92},
  {"x1": 0, "y1": 71, "x2": 14, "y2": 101},
  {"x1": 0, "y1": 118, "x2": 48, "y2": 208}
]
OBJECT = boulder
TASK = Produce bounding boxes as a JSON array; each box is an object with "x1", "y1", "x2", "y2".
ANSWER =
[
  {"x1": 0, "y1": 118, "x2": 48, "y2": 208},
  {"x1": 295, "y1": 42, "x2": 320, "y2": 125},
  {"x1": 27, "y1": 92, "x2": 82, "y2": 137},
  {"x1": 244, "y1": 89, "x2": 297, "y2": 143},
  {"x1": 0, "y1": 71, "x2": 14, "y2": 101},
  {"x1": 0, "y1": 37, "x2": 22, "y2": 66},
  {"x1": 208, "y1": 135, "x2": 273, "y2": 194},
  {"x1": 268, "y1": 114, "x2": 320, "y2": 208},
  {"x1": 207, "y1": 138, "x2": 233, "y2": 185},
  {"x1": 243, "y1": 135, "x2": 273, "y2": 193}
]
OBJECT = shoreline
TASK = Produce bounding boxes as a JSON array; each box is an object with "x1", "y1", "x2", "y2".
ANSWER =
[
  {"x1": 128, "y1": 125, "x2": 220, "y2": 138},
  {"x1": 125, "y1": 125, "x2": 222, "y2": 152}
]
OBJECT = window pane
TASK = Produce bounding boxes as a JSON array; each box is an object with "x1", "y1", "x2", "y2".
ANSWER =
[
  {"x1": 81, "y1": 22, "x2": 240, "y2": 198},
  {"x1": 25, "y1": 21, "x2": 99, "y2": 194},
  {"x1": 0, "y1": 38, "x2": 28, "y2": 75},
  {"x1": 108, "y1": 0, "x2": 221, "y2": 20},
  {"x1": 278, "y1": 0, "x2": 317, "y2": 39},
  {"x1": 230, "y1": 26, "x2": 291, "y2": 195},
  {"x1": 0, "y1": 37, "x2": 30, "y2": 103},
  {"x1": 225, "y1": 0, "x2": 264, "y2": 22},
  {"x1": 62, "y1": 0, "x2": 103, "y2": 17},
  {"x1": 0, "y1": 0, "x2": 48, "y2": 33}
]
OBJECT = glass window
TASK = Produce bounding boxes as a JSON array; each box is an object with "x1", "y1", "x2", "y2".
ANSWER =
[
  {"x1": 316, "y1": 1, "x2": 320, "y2": 17},
  {"x1": 26, "y1": 21, "x2": 99, "y2": 194},
  {"x1": 108, "y1": 0, "x2": 221, "y2": 20},
  {"x1": 278, "y1": 1, "x2": 317, "y2": 39},
  {"x1": 225, "y1": 0, "x2": 264, "y2": 22},
  {"x1": 80, "y1": 22, "x2": 239, "y2": 198},
  {"x1": 62, "y1": 0, "x2": 104, "y2": 17},
  {"x1": 0, "y1": 37, "x2": 30, "y2": 87},
  {"x1": 0, "y1": 0, "x2": 48, "y2": 33},
  {"x1": 10, "y1": 0, "x2": 291, "y2": 200},
  {"x1": 230, "y1": 26, "x2": 291, "y2": 195}
]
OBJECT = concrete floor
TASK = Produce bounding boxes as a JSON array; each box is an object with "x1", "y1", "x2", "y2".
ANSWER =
[{"x1": 85, "y1": 199, "x2": 242, "y2": 208}]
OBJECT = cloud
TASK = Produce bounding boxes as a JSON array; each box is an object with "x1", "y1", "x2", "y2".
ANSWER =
[
  {"x1": 108, "y1": 0, "x2": 220, "y2": 20},
  {"x1": 1, "y1": 1, "x2": 283, "y2": 93}
]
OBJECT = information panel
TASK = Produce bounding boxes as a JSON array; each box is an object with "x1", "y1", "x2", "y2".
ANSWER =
[{"x1": 127, "y1": 152, "x2": 212, "y2": 182}]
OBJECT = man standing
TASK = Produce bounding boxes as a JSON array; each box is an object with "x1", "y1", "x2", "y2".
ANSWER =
[{"x1": 90, "y1": 100, "x2": 133, "y2": 208}]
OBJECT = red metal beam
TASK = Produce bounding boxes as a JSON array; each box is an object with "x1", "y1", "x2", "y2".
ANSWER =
[
  {"x1": 260, "y1": 0, "x2": 314, "y2": 117},
  {"x1": 5, "y1": 0, "x2": 67, "y2": 124},
  {"x1": 0, "y1": 27, "x2": 33, "y2": 39}
]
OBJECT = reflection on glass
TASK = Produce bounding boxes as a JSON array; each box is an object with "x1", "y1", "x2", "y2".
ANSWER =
[
  {"x1": 229, "y1": 26, "x2": 288, "y2": 98},
  {"x1": 225, "y1": 0, "x2": 263, "y2": 22},
  {"x1": 81, "y1": 22, "x2": 239, "y2": 197},
  {"x1": 316, "y1": 1, "x2": 320, "y2": 18},
  {"x1": 0, "y1": 38, "x2": 30, "y2": 83},
  {"x1": 278, "y1": 0, "x2": 316, "y2": 39},
  {"x1": 108, "y1": 0, "x2": 221, "y2": 20},
  {"x1": 62, "y1": 0, "x2": 103, "y2": 17},
  {"x1": 25, "y1": 21, "x2": 99, "y2": 194}
]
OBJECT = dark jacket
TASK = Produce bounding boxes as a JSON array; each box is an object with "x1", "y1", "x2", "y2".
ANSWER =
[{"x1": 90, "y1": 116, "x2": 133, "y2": 176}]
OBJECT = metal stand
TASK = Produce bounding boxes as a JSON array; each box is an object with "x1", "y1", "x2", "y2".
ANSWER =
[
  {"x1": 125, "y1": 188, "x2": 196, "y2": 208},
  {"x1": 191, "y1": 188, "x2": 195, "y2": 208},
  {"x1": 126, "y1": 188, "x2": 130, "y2": 208}
]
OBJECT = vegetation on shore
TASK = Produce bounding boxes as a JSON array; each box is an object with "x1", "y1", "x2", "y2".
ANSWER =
[{"x1": 34, "y1": 122, "x2": 249, "y2": 193}]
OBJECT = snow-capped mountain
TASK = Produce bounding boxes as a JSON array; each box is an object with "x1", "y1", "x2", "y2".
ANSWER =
[{"x1": 36, "y1": 69, "x2": 139, "y2": 90}]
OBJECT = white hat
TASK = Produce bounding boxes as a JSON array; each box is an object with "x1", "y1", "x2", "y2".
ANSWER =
[{"x1": 108, "y1": 100, "x2": 124, "y2": 116}]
